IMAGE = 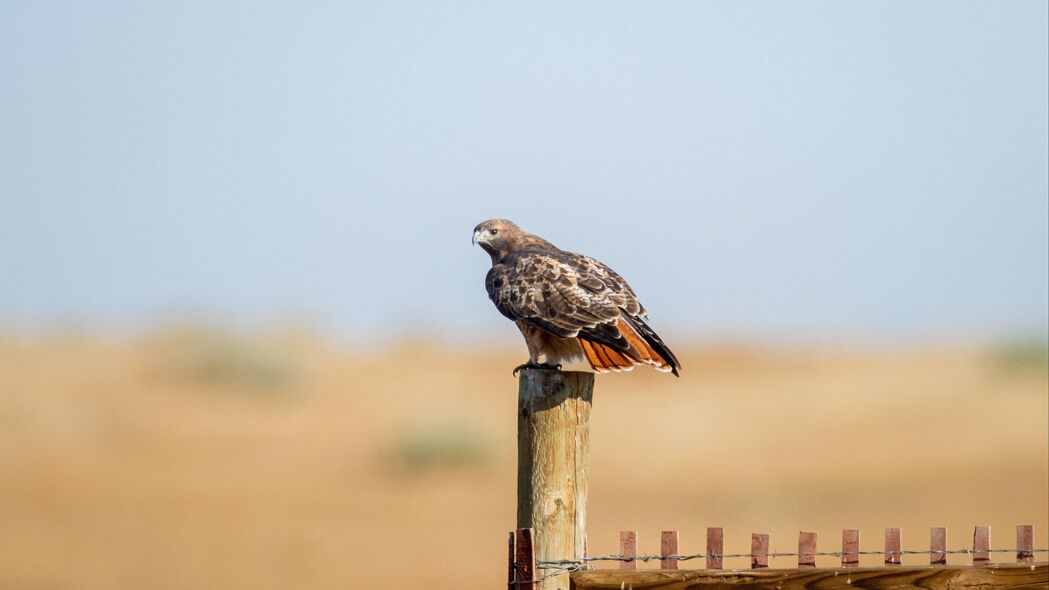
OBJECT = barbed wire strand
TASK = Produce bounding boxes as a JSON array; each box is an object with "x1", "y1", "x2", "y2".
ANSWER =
[{"x1": 536, "y1": 547, "x2": 1048, "y2": 567}]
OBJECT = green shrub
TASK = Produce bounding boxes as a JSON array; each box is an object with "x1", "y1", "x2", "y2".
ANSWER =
[{"x1": 389, "y1": 421, "x2": 492, "y2": 472}]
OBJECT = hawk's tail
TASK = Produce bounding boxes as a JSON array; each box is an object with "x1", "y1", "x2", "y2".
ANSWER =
[
  {"x1": 579, "y1": 316, "x2": 680, "y2": 376},
  {"x1": 622, "y1": 314, "x2": 680, "y2": 376},
  {"x1": 578, "y1": 339, "x2": 635, "y2": 373}
]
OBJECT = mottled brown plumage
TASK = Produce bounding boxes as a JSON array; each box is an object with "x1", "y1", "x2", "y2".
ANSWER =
[{"x1": 472, "y1": 219, "x2": 680, "y2": 376}]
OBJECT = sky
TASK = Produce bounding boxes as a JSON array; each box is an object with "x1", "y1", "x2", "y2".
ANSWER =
[{"x1": 1, "y1": 2, "x2": 1047, "y2": 344}]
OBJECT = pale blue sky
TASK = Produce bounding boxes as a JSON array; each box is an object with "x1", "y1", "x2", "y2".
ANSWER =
[{"x1": 1, "y1": 2, "x2": 1046, "y2": 343}]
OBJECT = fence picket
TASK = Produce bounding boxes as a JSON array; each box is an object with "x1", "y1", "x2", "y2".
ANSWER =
[
  {"x1": 842, "y1": 529, "x2": 860, "y2": 567},
  {"x1": 508, "y1": 531, "x2": 516, "y2": 589},
  {"x1": 707, "y1": 527, "x2": 724, "y2": 569},
  {"x1": 660, "y1": 531, "x2": 678, "y2": 569},
  {"x1": 619, "y1": 531, "x2": 637, "y2": 570},
  {"x1": 1017, "y1": 525, "x2": 1034, "y2": 564},
  {"x1": 799, "y1": 531, "x2": 817, "y2": 568},
  {"x1": 973, "y1": 526, "x2": 990, "y2": 565},
  {"x1": 514, "y1": 528, "x2": 536, "y2": 590},
  {"x1": 931, "y1": 527, "x2": 947, "y2": 565},
  {"x1": 751, "y1": 533, "x2": 769, "y2": 569},
  {"x1": 885, "y1": 528, "x2": 902, "y2": 566}
]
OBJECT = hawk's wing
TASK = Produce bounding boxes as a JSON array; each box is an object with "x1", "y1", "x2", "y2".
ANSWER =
[{"x1": 485, "y1": 250, "x2": 648, "y2": 355}]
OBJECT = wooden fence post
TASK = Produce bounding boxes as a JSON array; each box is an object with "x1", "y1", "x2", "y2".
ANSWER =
[
  {"x1": 931, "y1": 527, "x2": 947, "y2": 565},
  {"x1": 842, "y1": 529, "x2": 860, "y2": 568},
  {"x1": 515, "y1": 528, "x2": 537, "y2": 590},
  {"x1": 661, "y1": 531, "x2": 679, "y2": 570},
  {"x1": 973, "y1": 526, "x2": 990, "y2": 565},
  {"x1": 751, "y1": 533, "x2": 769, "y2": 569},
  {"x1": 517, "y1": 369, "x2": 594, "y2": 590},
  {"x1": 707, "y1": 527, "x2": 724, "y2": 569},
  {"x1": 1017, "y1": 525, "x2": 1034, "y2": 564},
  {"x1": 885, "y1": 528, "x2": 902, "y2": 566},
  {"x1": 620, "y1": 531, "x2": 637, "y2": 570},
  {"x1": 799, "y1": 531, "x2": 817, "y2": 568},
  {"x1": 508, "y1": 531, "x2": 517, "y2": 589}
]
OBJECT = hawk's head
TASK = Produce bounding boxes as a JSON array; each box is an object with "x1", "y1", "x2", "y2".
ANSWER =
[
  {"x1": 472, "y1": 218, "x2": 519, "y2": 256},
  {"x1": 473, "y1": 219, "x2": 556, "y2": 264},
  {"x1": 474, "y1": 218, "x2": 518, "y2": 243}
]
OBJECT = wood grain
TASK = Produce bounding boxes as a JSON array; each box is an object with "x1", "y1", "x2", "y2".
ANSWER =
[
  {"x1": 570, "y1": 563, "x2": 1049, "y2": 590},
  {"x1": 661, "y1": 531, "x2": 679, "y2": 570},
  {"x1": 517, "y1": 369, "x2": 593, "y2": 590}
]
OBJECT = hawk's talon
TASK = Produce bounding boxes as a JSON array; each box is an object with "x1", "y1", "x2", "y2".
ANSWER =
[{"x1": 512, "y1": 361, "x2": 563, "y2": 376}]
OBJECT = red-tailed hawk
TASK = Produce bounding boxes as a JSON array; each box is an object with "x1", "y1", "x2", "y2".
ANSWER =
[{"x1": 473, "y1": 219, "x2": 680, "y2": 376}]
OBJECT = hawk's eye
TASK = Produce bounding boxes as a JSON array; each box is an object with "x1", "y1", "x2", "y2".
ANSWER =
[{"x1": 488, "y1": 228, "x2": 498, "y2": 236}]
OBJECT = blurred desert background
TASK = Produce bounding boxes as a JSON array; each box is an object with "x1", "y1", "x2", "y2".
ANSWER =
[
  {"x1": 0, "y1": 327, "x2": 1045, "y2": 589},
  {"x1": 2, "y1": 2, "x2": 1047, "y2": 589}
]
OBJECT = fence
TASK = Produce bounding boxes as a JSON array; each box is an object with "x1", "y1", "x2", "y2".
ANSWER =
[
  {"x1": 508, "y1": 524, "x2": 1048, "y2": 589},
  {"x1": 510, "y1": 369, "x2": 1047, "y2": 590}
]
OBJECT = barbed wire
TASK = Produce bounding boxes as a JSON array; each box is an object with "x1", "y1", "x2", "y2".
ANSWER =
[
  {"x1": 536, "y1": 547, "x2": 1048, "y2": 568},
  {"x1": 510, "y1": 563, "x2": 584, "y2": 586}
]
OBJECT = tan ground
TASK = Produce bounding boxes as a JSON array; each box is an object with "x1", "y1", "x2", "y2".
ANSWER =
[{"x1": 0, "y1": 329, "x2": 1045, "y2": 588}]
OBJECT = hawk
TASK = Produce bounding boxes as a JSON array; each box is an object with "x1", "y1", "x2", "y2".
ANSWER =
[{"x1": 472, "y1": 219, "x2": 680, "y2": 376}]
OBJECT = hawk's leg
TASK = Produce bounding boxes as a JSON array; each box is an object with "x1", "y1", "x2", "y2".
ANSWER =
[{"x1": 512, "y1": 361, "x2": 562, "y2": 376}]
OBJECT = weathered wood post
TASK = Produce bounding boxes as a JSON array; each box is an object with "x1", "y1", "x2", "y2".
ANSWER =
[{"x1": 517, "y1": 368, "x2": 594, "y2": 590}]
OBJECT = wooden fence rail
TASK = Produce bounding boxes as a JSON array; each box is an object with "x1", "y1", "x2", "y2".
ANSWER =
[{"x1": 507, "y1": 525, "x2": 1047, "y2": 589}]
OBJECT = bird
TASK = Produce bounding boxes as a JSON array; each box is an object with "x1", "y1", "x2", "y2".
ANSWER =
[{"x1": 472, "y1": 219, "x2": 680, "y2": 376}]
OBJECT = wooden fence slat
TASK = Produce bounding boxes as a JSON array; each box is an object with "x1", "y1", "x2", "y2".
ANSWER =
[
  {"x1": 1016, "y1": 525, "x2": 1034, "y2": 564},
  {"x1": 842, "y1": 529, "x2": 860, "y2": 568},
  {"x1": 930, "y1": 527, "x2": 947, "y2": 565},
  {"x1": 799, "y1": 531, "x2": 817, "y2": 568},
  {"x1": 973, "y1": 526, "x2": 990, "y2": 565},
  {"x1": 508, "y1": 531, "x2": 516, "y2": 589},
  {"x1": 751, "y1": 533, "x2": 769, "y2": 569},
  {"x1": 661, "y1": 531, "x2": 679, "y2": 570},
  {"x1": 620, "y1": 531, "x2": 637, "y2": 570},
  {"x1": 885, "y1": 528, "x2": 902, "y2": 566},
  {"x1": 515, "y1": 527, "x2": 536, "y2": 590},
  {"x1": 707, "y1": 527, "x2": 724, "y2": 570}
]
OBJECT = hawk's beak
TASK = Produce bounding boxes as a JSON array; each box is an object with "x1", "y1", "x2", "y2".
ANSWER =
[{"x1": 471, "y1": 230, "x2": 482, "y2": 246}]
